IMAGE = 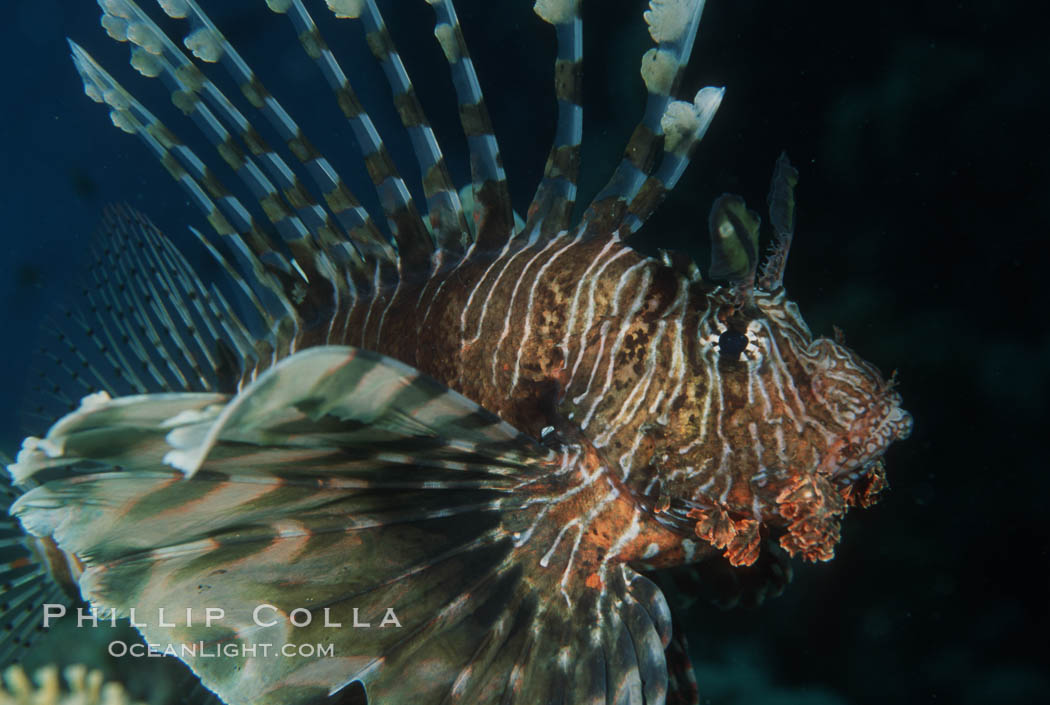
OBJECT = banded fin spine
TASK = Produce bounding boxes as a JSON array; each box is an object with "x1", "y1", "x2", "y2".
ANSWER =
[
  {"x1": 93, "y1": 2, "x2": 331, "y2": 282},
  {"x1": 68, "y1": 41, "x2": 303, "y2": 339},
  {"x1": 83, "y1": 0, "x2": 418, "y2": 351},
  {"x1": 273, "y1": 0, "x2": 433, "y2": 274},
  {"x1": 621, "y1": 86, "x2": 724, "y2": 237},
  {"x1": 758, "y1": 152, "x2": 799, "y2": 290},
  {"x1": 12, "y1": 347, "x2": 677, "y2": 705},
  {"x1": 101, "y1": 0, "x2": 378, "y2": 282},
  {"x1": 580, "y1": 0, "x2": 718, "y2": 239},
  {"x1": 118, "y1": 0, "x2": 388, "y2": 339},
  {"x1": 524, "y1": 0, "x2": 584, "y2": 242},
  {"x1": 24, "y1": 206, "x2": 263, "y2": 439},
  {"x1": 312, "y1": 0, "x2": 470, "y2": 260},
  {"x1": 426, "y1": 0, "x2": 517, "y2": 252},
  {"x1": 155, "y1": 0, "x2": 397, "y2": 278}
]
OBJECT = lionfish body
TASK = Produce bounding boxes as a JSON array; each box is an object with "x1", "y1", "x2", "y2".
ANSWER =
[{"x1": 2, "y1": 1, "x2": 911, "y2": 704}]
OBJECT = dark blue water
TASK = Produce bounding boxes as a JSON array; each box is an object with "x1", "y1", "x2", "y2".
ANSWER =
[{"x1": 1, "y1": 1, "x2": 1045, "y2": 703}]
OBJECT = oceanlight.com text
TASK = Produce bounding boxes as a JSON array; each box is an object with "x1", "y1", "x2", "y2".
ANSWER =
[{"x1": 108, "y1": 640, "x2": 336, "y2": 659}]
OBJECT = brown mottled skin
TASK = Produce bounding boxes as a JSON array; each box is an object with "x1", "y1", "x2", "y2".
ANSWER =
[{"x1": 293, "y1": 233, "x2": 912, "y2": 569}]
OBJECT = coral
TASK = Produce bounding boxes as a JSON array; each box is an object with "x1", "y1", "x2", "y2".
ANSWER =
[{"x1": 0, "y1": 665, "x2": 146, "y2": 705}]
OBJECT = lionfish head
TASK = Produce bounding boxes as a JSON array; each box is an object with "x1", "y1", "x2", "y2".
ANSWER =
[
  {"x1": 689, "y1": 154, "x2": 913, "y2": 562},
  {"x1": 702, "y1": 283, "x2": 913, "y2": 510}
]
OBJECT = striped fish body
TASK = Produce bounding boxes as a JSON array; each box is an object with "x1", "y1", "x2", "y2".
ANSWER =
[
  {"x1": 216, "y1": 232, "x2": 714, "y2": 562},
  {"x1": 341, "y1": 237, "x2": 654, "y2": 434},
  {"x1": 332, "y1": 229, "x2": 911, "y2": 568},
  {"x1": 5, "y1": 1, "x2": 914, "y2": 704}
]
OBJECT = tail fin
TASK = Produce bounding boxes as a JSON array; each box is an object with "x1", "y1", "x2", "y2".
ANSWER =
[{"x1": 12, "y1": 346, "x2": 675, "y2": 705}]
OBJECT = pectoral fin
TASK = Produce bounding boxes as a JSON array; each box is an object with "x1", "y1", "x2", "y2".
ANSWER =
[{"x1": 12, "y1": 346, "x2": 675, "y2": 705}]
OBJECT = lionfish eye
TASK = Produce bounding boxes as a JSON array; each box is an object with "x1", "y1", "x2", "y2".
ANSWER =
[{"x1": 718, "y1": 329, "x2": 748, "y2": 359}]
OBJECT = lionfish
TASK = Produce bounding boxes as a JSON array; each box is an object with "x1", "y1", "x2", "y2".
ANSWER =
[{"x1": 2, "y1": 0, "x2": 913, "y2": 704}]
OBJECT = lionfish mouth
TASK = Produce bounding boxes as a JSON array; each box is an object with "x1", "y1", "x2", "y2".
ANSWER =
[{"x1": 831, "y1": 393, "x2": 913, "y2": 482}]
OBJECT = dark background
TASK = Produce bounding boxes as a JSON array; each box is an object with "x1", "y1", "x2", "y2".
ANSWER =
[{"x1": 1, "y1": 1, "x2": 1045, "y2": 703}]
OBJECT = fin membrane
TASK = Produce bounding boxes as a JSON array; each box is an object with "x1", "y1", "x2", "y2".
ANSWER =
[
  {"x1": 0, "y1": 455, "x2": 73, "y2": 666},
  {"x1": 12, "y1": 346, "x2": 673, "y2": 705},
  {"x1": 25, "y1": 204, "x2": 262, "y2": 437},
  {"x1": 664, "y1": 623, "x2": 700, "y2": 705}
]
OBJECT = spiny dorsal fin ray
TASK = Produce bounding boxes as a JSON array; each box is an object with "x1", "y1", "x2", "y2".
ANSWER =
[
  {"x1": 21, "y1": 207, "x2": 282, "y2": 437},
  {"x1": 142, "y1": 217, "x2": 264, "y2": 376},
  {"x1": 93, "y1": 3, "x2": 370, "y2": 350},
  {"x1": 314, "y1": 0, "x2": 470, "y2": 259},
  {"x1": 757, "y1": 152, "x2": 799, "y2": 291},
  {"x1": 185, "y1": 225, "x2": 291, "y2": 378},
  {"x1": 260, "y1": 0, "x2": 436, "y2": 275},
  {"x1": 621, "y1": 86, "x2": 723, "y2": 237},
  {"x1": 580, "y1": 0, "x2": 718, "y2": 239},
  {"x1": 151, "y1": 0, "x2": 398, "y2": 278},
  {"x1": 68, "y1": 40, "x2": 304, "y2": 337},
  {"x1": 70, "y1": 40, "x2": 267, "y2": 260},
  {"x1": 92, "y1": 206, "x2": 263, "y2": 390},
  {"x1": 94, "y1": 3, "x2": 320, "y2": 266},
  {"x1": 525, "y1": 0, "x2": 584, "y2": 243},
  {"x1": 92, "y1": 0, "x2": 357, "y2": 313},
  {"x1": 425, "y1": 0, "x2": 517, "y2": 253},
  {"x1": 11, "y1": 346, "x2": 672, "y2": 705}
]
